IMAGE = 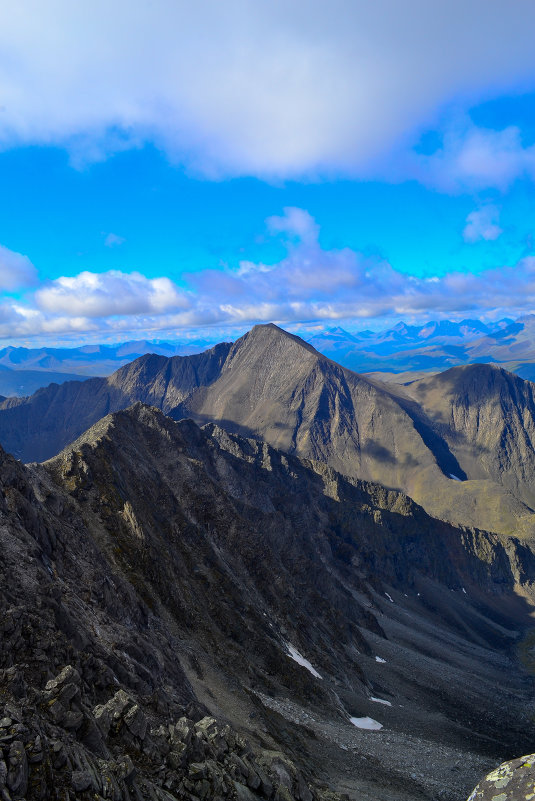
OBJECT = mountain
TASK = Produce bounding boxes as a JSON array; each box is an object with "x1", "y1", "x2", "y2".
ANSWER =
[
  {"x1": 172, "y1": 325, "x2": 535, "y2": 535},
  {"x1": 2, "y1": 402, "x2": 535, "y2": 801},
  {"x1": 0, "y1": 342, "x2": 231, "y2": 462},
  {"x1": 4, "y1": 324, "x2": 535, "y2": 536},
  {"x1": 304, "y1": 318, "x2": 518, "y2": 372}
]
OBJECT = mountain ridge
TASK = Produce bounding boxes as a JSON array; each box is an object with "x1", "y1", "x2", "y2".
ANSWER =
[
  {"x1": 3, "y1": 324, "x2": 535, "y2": 536},
  {"x1": 3, "y1": 400, "x2": 535, "y2": 801}
]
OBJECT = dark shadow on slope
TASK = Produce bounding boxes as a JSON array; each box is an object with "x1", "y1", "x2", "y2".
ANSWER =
[{"x1": 391, "y1": 396, "x2": 468, "y2": 481}]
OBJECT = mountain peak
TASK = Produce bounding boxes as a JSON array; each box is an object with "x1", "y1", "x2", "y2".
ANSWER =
[{"x1": 236, "y1": 323, "x2": 321, "y2": 357}]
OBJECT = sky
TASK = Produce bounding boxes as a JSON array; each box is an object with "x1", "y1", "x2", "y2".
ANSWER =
[{"x1": 2, "y1": 1, "x2": 535, "y2": 346}]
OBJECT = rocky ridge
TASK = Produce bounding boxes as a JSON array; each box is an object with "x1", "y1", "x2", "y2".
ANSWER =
[{"x1": 1, "y1": 403, "x2": 535, "y2": 800}]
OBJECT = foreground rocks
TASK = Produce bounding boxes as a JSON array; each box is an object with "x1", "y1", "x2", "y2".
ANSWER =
[
  {"x1": 467, "y1": 753, "x2": 535, "y2": 800},
  {"x1": 0, "y1": 665, "x2": 324, "y2": 801}
]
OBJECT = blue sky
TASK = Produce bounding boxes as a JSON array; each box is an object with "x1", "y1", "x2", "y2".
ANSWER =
[{"x1": 2, "y1": 1, "x2": 535, "y2": 345}]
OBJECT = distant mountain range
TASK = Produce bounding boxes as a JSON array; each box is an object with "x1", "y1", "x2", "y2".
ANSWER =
[
  {"x1": 0, "y1": 339, "x2": 211, "y2": 396},
  {"x1": 304, "y1": 316, "x2": 535, "y2": 373},
  {"x1": 7, "y1": 315, "x2": 535, "y2": 398}
]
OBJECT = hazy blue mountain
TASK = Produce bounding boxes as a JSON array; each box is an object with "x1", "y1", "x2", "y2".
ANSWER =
[
  {"x1": 304, "y1": 317, "x2": 518, "y2": 372},
  {"x1": 0, "y1": 339, "x2": 212, "y2": 394}
]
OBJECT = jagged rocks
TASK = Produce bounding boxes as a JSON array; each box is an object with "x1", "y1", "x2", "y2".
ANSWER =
[{"x1": 0, "y1": 664, "x2": 320, "y2": 801}]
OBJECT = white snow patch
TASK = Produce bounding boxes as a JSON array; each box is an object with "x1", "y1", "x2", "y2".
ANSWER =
[
  {"x1": 375, "y1": 656, "x2": 386, "y2": 664},
  {"x1": 385, "y1": 592, "x2": 394, "y2": 603},
  {"x1": 462, "y1": 587, "x2": 467, "y2": 594},
  {"x1": 370, "y1": 696, "x2": 392, "y2": 706},
  {"x1": 350, "y1": 716, "x2": 383, "y2": 730},
  {"x1": 286, "y1": 644, "x2": 322, "y2": 679},
  {"x1": 449, "y1": 474, "x2": 462, "y2": 481}
]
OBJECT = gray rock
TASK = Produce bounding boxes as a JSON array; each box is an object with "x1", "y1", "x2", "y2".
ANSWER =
[
  {"x1": 71, "y1": 769, "x2": 93, "y2": 792},
  {"x1": 6, "y1": 741, "x2": 27, "y2": 798},
  {"x1": 123, "y1": 704, "x2": 147, "y2": 740}
]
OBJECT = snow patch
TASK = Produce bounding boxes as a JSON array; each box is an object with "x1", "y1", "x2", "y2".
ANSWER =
[
  {"x1": 370, "y1": 696, "x2": 392, "y2": 706},
  {"x1": 449, "y1": 473, "x2": 462, "y2": 481},
  {"x1": 375, "y1": 656, "x2": 386, "y2": 664},
  {"x1": 385, "y1": 592, "x2": 394, "y2": 603},
  {"x1": 350, "y1": 716, "x2": 383, "y2": 730},
  {"x1": 462, "y1": 587, "x2": 467, "y2": 594},
  {"x1": 286, "y1": 644, "x2": 322, "y2": 679}
]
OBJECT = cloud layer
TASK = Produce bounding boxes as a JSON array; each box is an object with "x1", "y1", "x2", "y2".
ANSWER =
[
  {"x1": 1, "y1": 1, "x2": 535, "y2": 178},
  {"x1": 3, "y1": 207, "x2": 535, "y2": 342}
]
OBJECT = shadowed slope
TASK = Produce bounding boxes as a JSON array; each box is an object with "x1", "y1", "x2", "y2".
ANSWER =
[
  {"x1": 408, "y1": 364, "x2": 535, "y2": 511},
  {"x1": 42, "y1": 404, "x2": 535, "y2": 799},
  {"x1": 0, "y1": 342, "x2": 231, "y2": 462}
]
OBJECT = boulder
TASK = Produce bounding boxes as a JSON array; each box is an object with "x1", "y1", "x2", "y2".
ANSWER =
[{"x1": 468, "y1": 753, "x2": 535, "y2": 800}]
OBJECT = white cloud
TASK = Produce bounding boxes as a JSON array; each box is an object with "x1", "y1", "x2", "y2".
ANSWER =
[
  {"x1": 266, "y1": 208, "x2": 320, "y2": 244},
  {"x1": 463, "y1": 206, "x2": 503, "y2": 243},
  {"x1": 414, "y1": 123, "x2": 535, "y2": 192},
  {"x1": 36, "y1": 270, "x2": 190, "y2": 317},
  {"x1": 1, "y1": 1, "x2": 535, "y2": 178},
  {"x1": 6, "y1": 208, "x2": 535, "y2": 341},
  {"x1": 0, "y1": 244, "x2": 38, "y2": 290}
]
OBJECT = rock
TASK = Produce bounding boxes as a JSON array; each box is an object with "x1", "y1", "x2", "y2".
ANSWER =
[
  {"x1": 115, "y1": 755, "x2": 135, "y2": 783},
  {"x1": 467, "y1": 753, "x2": 535, "y2": 799},
  {"x1": 123, "y1": 704, "x2": 147, "y2": 740},
  {"x1": 6, "y1": 741, "x2": 28, "y2": 798},
  {"x1": 233, "y1": 781, "x2": 258, "y2": 801},
  {"x1": 71, "y1": 770, "x2": 93, "y2": 792},
  {"x1": 45, "y1": 665, "x2": 80, "y2": 693}
]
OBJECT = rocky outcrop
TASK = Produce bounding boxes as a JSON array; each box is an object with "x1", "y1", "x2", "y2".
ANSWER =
[
  {"x1": 467, "y1": 753, "x2": 535, "y2": 800},
  {"x1": 0, "y1": 665, "x2": 321, "y2": 801}
]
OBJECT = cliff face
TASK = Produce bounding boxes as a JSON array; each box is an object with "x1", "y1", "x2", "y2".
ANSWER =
[{"x1": 1, "y1": 403, "x2": 535, "y2": 801}]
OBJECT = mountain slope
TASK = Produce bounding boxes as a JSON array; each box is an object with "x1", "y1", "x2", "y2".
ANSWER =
[
  {"x1": 4, "y1": 324, "x2": 535, "y2": 535},
  {"x1": 407, "y1": 364, "x2": 535, "y2": 512},
  {"x1": 171, "y1": 325, "x2": 535, "y2": 535},
  {"x1": 3, "y1": 402, "x2": 535, "y2": 800},
  {"x1": 0, "y1": 342, "x2": 231, "y2": 462}
]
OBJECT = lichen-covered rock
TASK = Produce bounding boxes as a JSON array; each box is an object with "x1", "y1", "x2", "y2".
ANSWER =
[{"x1": 467, "y1": 753, "x2": 535, "y2": 800}]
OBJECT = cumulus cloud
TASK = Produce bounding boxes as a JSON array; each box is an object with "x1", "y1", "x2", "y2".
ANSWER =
[
  {"x1": 0, "y1": 244, "x2": 38, "y2": 290},
  {"x1": 36, "y1": 271, "x2": 190, "y2": 317},
  {"x1": 6, "y1": 208, "x2": 535, "y2": 341},
  {"x1": 463, "y1": 206, "x2": 503, "y2": 243},
  {"x1": 414, "y1": 123, "x2": 535, "y2": 192},
  {"x1": 1, "y1": 1, "x2": 535, "y2": 178}
]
